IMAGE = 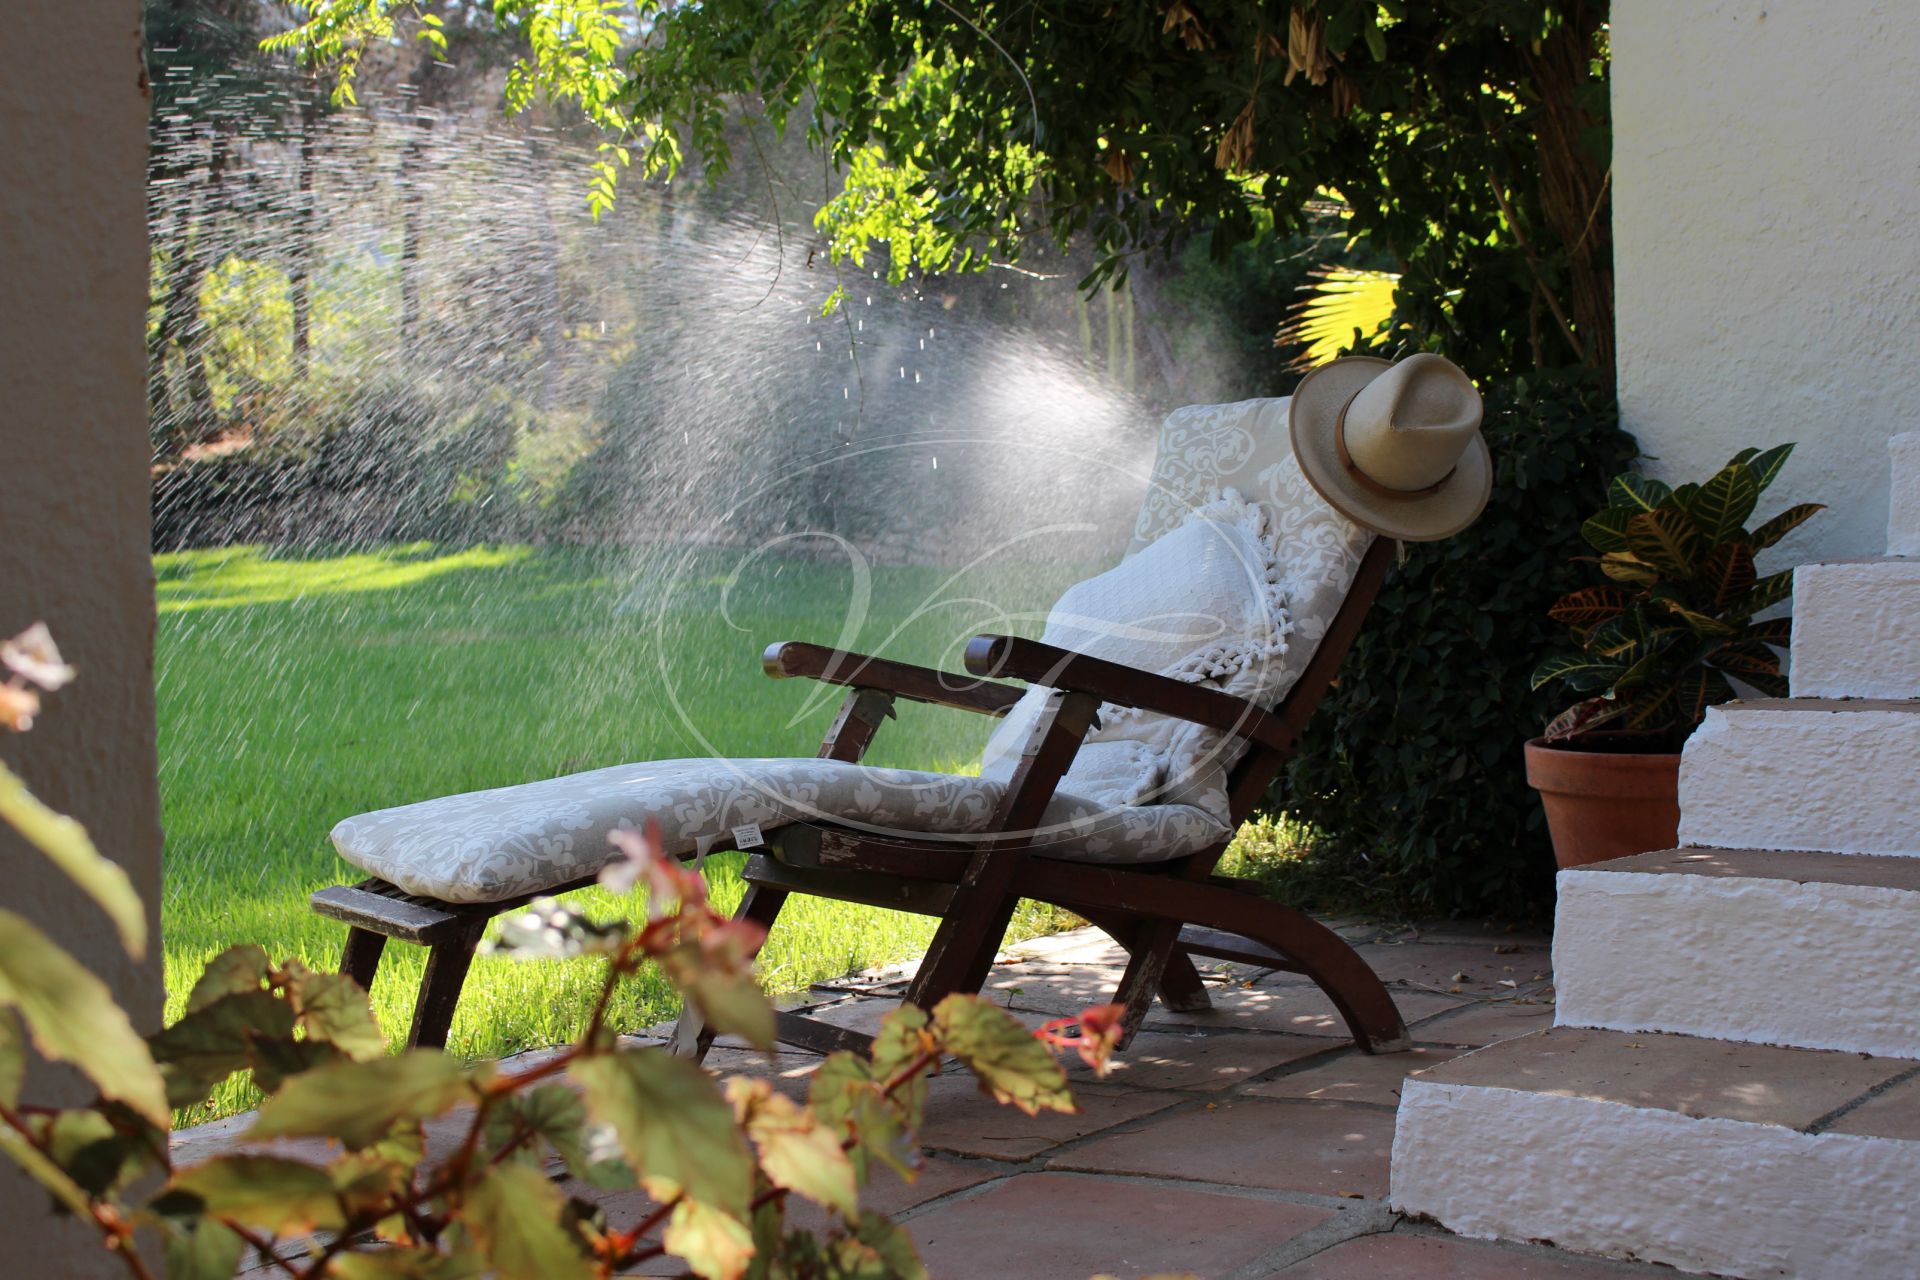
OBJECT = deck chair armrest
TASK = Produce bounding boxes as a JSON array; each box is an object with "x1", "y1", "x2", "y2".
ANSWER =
[
  {"x1": 763, "y1": 641, "x2": 1027, "y2": 717},
  {"x1": 962, "y1": 634, "x2": 1295, "y2": 753}
]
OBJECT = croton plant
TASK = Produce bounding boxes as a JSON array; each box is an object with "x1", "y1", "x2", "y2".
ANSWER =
[{"x1": 1532, "y1": 444, "x2": 1823, "y2": 749}]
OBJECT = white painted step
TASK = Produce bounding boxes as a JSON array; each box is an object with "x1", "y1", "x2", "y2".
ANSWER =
[
  {"x1": 1553, "y1": 848, "x2": 1920, "y2": 1058},
  {"x1": 1391, "y1": 1026, "x2": 1920, "y2": 1278},
  {"x1": 1678, "y1": 699, "x2": 1920, "y2": 855},
  {"x1": 1791, "y1": 558, "x2": 1920, "y2": 698},
  {"x1": 1889, "y1": 432, "x2": 1920, "y2": 556}
]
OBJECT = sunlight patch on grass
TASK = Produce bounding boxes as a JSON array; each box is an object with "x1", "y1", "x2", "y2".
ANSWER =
[{"x1": 155, "y1": 542, "x2": 532, "y2": 612}]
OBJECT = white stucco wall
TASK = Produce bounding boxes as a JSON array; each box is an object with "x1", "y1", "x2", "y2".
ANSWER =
[
  {"x1": 0, "y1": 2, "x2": 163, "y2": 1273},
  {"x1": 1613, "y1": 0, "x2": 1920, "y2": 562}
]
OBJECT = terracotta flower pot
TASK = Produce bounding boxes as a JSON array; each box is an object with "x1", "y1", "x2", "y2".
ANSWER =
[{"x1": 1524, "y1": 735, "x2": 1682, "y2": 870}]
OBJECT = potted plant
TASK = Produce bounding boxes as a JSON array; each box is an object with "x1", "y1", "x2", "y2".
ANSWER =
[{"x1": 1527, "y1": 444, "x2": 1823, "y2": 868}]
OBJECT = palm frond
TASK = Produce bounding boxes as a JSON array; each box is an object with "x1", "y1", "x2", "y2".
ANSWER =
[{"x1": 1275, "y1": 267, "x2": 1400, "y2": 370}]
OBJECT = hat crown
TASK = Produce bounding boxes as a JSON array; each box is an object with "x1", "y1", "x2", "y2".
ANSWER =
[{"x1": 1341, "y1": 353, "x2": 1484, "y2": 493}]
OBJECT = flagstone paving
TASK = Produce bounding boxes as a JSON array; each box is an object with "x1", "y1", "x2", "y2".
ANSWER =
[{"x1": 189, "y1": 919, "x2": 1704, "y2": 1278}]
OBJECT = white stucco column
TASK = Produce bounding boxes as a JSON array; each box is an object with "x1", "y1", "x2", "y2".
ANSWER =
[
  {"x1": 1612, "y1": 0, "x2": 1920, "y2": 561},
  {"x1": 0, "y1": 1, "x2": 163, "y2": 1272}
]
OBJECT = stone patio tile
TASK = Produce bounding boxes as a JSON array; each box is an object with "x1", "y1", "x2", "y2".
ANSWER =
[
  {"x1": 1266, "y1": 1231, "x2": 1642, "y2": 1277},
  {"x1": 1345, "y1": 940, "x2": 1552, "y2": 997},
  {"x1": 1243, "y1": 1046, "x2": 1464, "y2": 1107},
  {"x1": 1379, "y1": 920, "x2": 1551, "y2": 947},
  {"x1": 593, "y1": 1156, "x2": 1005, "y2": 1275},
  {"x1": 1423, "y1": 1026, "x2": 1912, "y2": 1129},
  {"x1": 1092, "y1": 1029, "x2": 1334, "y2": 1092},
  {"x1": 1408, "y1": 998, "x2": 1557, "y2": 1047},
  {"x1": 985, "y1": 962, "x2": 1466, "y2": 1037},
  {"x1": 905, "y1": 1171, "x2": 1337, "y2": 1279},
  {"x1": 1170, "y1": 983, "x2": 1469, "y2": 1039},
  {"x1": 919, "y1": 1074, "x2": 1187, "y2": 1160},
  {"x1": 1826, "y1": 1069, "x2": 1920, "y2": 1140},
  {"x1": 1050, "y1": 1097, "x2": 1396, "y2": 1198},
  {"x1": 783, "y1": 1153, "x2": 1005, "y2": 1238}
]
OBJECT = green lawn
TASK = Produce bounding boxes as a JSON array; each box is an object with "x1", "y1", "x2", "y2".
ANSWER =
[{"x1": 157, "y1": 542, "x2": 1090, "y2": 1124}]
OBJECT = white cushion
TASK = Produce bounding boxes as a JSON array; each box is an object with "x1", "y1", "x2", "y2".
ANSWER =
[
  {"x1": 331, "y1": 757, "x2": 1230, "y2": 904},
  {"x1": 980, "y1": 455, "x2": 1370, "y2": 823}
]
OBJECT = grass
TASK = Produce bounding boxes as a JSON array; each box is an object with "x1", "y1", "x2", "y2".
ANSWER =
[{"x1": 157, "y1": 542, "x2": 1090, "y2": 1124}]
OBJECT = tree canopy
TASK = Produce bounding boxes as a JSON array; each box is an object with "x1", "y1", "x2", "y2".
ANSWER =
[{"x1": 273, "y1": 0, "x2": 1612, "y2": 376}]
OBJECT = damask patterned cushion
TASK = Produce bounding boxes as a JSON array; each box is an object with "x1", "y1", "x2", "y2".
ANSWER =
[{"x1": 330, "y1": 757, "x2": 1229, "y2": 903}]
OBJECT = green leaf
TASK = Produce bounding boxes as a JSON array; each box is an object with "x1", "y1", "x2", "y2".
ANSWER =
[
  {"x1": 572, "y1": 1048, "x2": 754, "y2": 1215},
  {"x1": 1607, "y1": 472, "x2": 1671, "y2": 512},
  {"x1": 664, "y1": 1196, "x2": 756, "y2": 1280},
  {"x1": 1751, "y1": 502, "x2": 1825, "y2": 550},
  {"x1": 932, "y1": 994, "x2": 1072, "y2": 1117},
  {"x1": 1695, "y1": 542, "x2": 1757, "y2": 610},
  {"x1": 460, "y1": 1161, "x2": 595, "y2": 1280},
  {"x1": 1741, "y1": 568, "x2": 1795, "y2": 617},
  {"x1": 161, "y1": 1217, "x2": 247, "y2": 1280},
  {"x1": 0, "y1": 908, "x2": 168, "y2": 1125},
  {"x1": 185, "y1": 945, "x2": 270, "y2": 1014},
  {"x1": 167, "y1": 1154, "x2": 346, "y2": 1234},
  {"x1": 287, "y1": 969, "x2": 387, "y2": 1061},
  {"x1": 1530, "y1": 653, "x2": 1624, "y2": 692},
  {"x1": 331, "y1": 1248, "x2": 487, "y2": 1279},
  {"x1": 1625, "y1": 508, "x2": 1702, "y2": 577},
  {"x1": 1708, "y1": 639, "x2": 1786, "y2": 681},
  {"x1": 249, "y1": 1035, "x2": 345, "y2": 1094},
  {"x1": 1675, "y1": 668, "x2": 1737, "y2": 729},
  {"x1": 330, "y1": 1248, "x2": 487, "y2": 1279},
  {"x1": 1738, "y1": 442, "x2": 1795, "y2": 491},
  {"x1": 1546, "y1": 586, "x2": 1629, "y2": 630},
  {"x1": 1598, "y1": 551, "x2": 1661, "y2": 584},
  {"x1": 809, "y1": 1052, "x2": 915, "y2": 1182},
  {"x1": 251, "y1": 1051, "x2": 478, "y2": 1150},
  {"x1": 1683, "y1": 463, "x2": 1761, "y2": 543},
  {"x1": 150, "y1": 990, "x2": 297, "y2": 1109},
  {"x1": 673, "y1": 969, "x2": 775, "y2": 1054},
  {"x1": 1579, "y1": 506, "x2": 1633, "y2": 553},
  {"x1": 728, "y1": 1077, "x2": 857, "y2": 1219},
  {"x1": 0, "y1": 760, "x2": 146, "y2": 958},
  {"x1": 845, "y1": 1211, "x2": 929, "y2": 1280},
  {"x1": 0, "y1": 1007, "x2": 23, "y2": 1108},
  {"x1": 0, "y1": 1120, "x2": 96, "y2": 1218},
  {"x1": 1657, "y1": 599, "x2": 1737, "y2": 638},
  {"x1": 1743, "y1": 616, "x2": 1793, "y2": 647},
  {"x1": 487, "y1": 1083, "x2": 629, "y2": 1188},
  {"x1": 1542, "y1": 697, "x2": 1628, "y2": 741}
]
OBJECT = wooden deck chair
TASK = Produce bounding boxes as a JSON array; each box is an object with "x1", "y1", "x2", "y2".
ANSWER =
[{"x1": 314, "y1": 362, "x2": 1486, "y2": 1055}]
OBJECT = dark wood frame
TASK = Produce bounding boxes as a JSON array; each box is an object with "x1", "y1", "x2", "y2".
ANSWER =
[{"x1": 312, "y1": 538, "x2": 1406, "y2": 1056}]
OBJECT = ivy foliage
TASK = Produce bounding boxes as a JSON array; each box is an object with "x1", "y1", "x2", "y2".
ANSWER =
[{"x1": 1278, "y1": 371, "x2": 1639, "y2": 917}]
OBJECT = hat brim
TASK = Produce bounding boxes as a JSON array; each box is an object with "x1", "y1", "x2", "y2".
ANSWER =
[{"x1": 1288, "y1": 357, "x2": 1493, "y2": 543}]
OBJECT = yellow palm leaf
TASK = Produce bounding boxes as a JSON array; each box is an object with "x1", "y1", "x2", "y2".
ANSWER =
[{"x1": 1276, "y1": 267, "x2": 1400, "y2": 370}]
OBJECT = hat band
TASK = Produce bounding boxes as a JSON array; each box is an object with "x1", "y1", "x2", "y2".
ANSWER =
[{"x1": 1335, "y1": 390, "x2": 1455, "y2": 499}]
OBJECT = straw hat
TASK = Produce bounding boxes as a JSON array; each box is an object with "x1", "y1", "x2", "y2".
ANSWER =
[{"x1": 1289, "y1": 353, "x2": 1492, "y2": 542}]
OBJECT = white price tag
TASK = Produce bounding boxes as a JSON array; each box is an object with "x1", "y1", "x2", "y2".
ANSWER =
[{"x1": 731, "y1": 822, "x2": 766, "y2": 850}]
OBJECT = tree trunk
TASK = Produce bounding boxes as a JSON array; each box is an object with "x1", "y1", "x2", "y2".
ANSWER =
[
  {"x1": 290, "y1": 95, "x2": 317, "y2": 381},
  {"x1": 1524, "y1": 1, "x2": 1614, "y2": 374}
]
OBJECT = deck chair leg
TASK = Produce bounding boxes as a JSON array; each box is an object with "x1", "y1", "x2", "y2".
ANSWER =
[
  {"x1": 407, "y1": 921, "x2": 486, "y2": 1050},
  {"x1": 672, "y1": 884, "x2": 788, "y2": 1062},
  {"x1": 1157, "y1": 950, "x2": 1214, "y2": 1013},
  {"x1": 905, "y1": 892, "x2": 1018, "y2": 1012},
  {"x1": 1088, "y1": 911, "x2": 1214, "y2": 1020},
  {"x1": 340, "y1": 926, "x2": 388, "y2": 993}
]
